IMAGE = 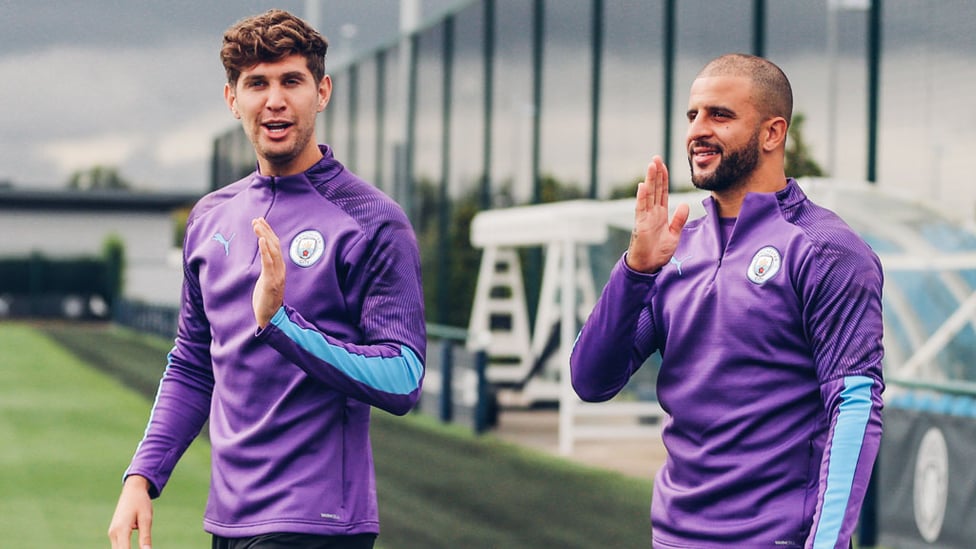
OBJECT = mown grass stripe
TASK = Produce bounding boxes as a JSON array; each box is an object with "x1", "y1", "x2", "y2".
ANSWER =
[
  {"x1": 0, "y1": 322, "x2": 211, "y2": 548},
  {"x1": 30, "y1": 321, "x2": 654, "y2": 548}
]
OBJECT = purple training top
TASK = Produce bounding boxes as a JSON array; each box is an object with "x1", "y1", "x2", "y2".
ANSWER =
[
  {"x1": 125, "y1": 145, "x2": 426, "y2": 537},
  {"x1": 571, "y1": 179, "x2": 884, "y2": 548}
]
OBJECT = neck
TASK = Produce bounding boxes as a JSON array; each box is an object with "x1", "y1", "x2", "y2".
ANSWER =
[
  {"x1": 258, "y1": 145, "x2": 324, "y2": 177},
  {"x1": 711, "y1": 166, "x2": 788, "y2": 217}
]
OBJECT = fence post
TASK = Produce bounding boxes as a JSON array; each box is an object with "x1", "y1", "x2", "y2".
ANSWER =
[
  {"x1": 439, "y1": 339, "x2": 454, "y2": 423},
  {"x1": 858, "y1": 461, "x2": 879, "y2": 547},
  {"x1": 474, "y1": 348, "x2": 489, "y2": 434}
]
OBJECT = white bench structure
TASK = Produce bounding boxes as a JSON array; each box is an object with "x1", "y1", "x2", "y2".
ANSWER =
[{"x1": 466, "y1": 193, "x2": 707, "y2": 454}]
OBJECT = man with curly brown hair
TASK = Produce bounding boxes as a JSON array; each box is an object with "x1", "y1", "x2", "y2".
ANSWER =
[{"x1": 108, "y1": 10, "x2": 425, "y2": 549}]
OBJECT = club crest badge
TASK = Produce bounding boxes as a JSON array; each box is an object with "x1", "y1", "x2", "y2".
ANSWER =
[
  {"x1": 747, "y1": 246, "x2": 781, "y2": 284},
  {"x1": 913, "y1": 426, "x2": 948, "y2": 543},
  {"x1": 289, "y1": 230, "x2": 325, "y2": 268}
]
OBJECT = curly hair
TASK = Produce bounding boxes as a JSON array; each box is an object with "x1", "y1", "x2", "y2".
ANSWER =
[{"x1": 220, "y1": 9, "x2": 329, "y2": 86}]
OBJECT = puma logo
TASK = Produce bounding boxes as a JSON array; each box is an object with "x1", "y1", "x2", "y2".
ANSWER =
[
  {"x1": 669, "y1": 254, "x2": 692, "y2": 275},
  {"x1": 212, "y1": 232, "x2": 235, "y2": 256}
]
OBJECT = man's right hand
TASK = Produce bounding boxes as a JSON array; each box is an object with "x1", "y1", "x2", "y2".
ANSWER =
[
  {"x1": 108, "y1": 475, "x2": 153, "y2": 549},
  {"x1": 625, "y1": 155, "x2": 690, "y2": 273}
]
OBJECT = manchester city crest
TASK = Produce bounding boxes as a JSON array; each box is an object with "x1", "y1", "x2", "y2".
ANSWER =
[
  {"x1": 913, "y1": 426, "x2": 948, "y2": 543},
  {"x1": 747, "y1": 246, "x2": 781, "y2": 284},
  {"x1": 289, "y1": 229, "x2": 325, "y2": 268}
]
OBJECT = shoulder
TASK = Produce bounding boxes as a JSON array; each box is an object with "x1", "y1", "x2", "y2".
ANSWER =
[
  {"x1": 783, "y1": 196, "x2": 882, "y2": 295},
  {"x1": 792, "y1": 197, "x2": 875, "y2": 258},
  {"x1": 314, "y1": 169, "x2": 412, "y2": 236}
]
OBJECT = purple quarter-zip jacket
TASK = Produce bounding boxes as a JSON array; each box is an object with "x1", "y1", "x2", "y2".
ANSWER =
[
  {"x1": 125, "y1": 145, "x2": 426, "y2": 537},
  {"x1": 571, "y1": 180, "x2": 884, "y2": 548}
]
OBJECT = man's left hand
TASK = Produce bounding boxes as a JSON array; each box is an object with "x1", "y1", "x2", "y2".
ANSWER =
[{"x1": 252, "y1": 217, "x2": 285, "y2": 329}]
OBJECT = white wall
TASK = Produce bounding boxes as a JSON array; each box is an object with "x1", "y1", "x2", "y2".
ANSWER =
[{"x1": 0, "y1": 210, "x2": 183, "y2": 305}]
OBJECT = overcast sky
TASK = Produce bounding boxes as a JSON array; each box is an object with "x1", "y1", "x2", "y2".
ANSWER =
[{"x1": 0, "y1": 0, "x2": 460, "y2": 193}]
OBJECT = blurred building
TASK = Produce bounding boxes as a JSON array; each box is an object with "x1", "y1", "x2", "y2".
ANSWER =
[
  {"x1": 0, "y1": 188, "x2": 197, "y2": 309},
  {"x1": 215, "y1": 1, "x2": 974, "y2": 216}
]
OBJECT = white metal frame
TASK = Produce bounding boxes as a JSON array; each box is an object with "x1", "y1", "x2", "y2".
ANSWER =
[{"x1": 467, "y1": 196, "x2": 706, "y2": 453}]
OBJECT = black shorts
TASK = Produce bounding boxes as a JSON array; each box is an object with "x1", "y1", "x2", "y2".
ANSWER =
[{"x1": 212, "y1": 532, "x2": 377, "y2": 549}]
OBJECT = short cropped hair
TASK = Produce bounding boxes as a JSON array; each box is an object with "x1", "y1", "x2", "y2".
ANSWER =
[
  {"x1": 697, "y1": 53, "x2": 793, "y2": 126},
  {"x1": 220, "y1": 9, "x2": 329, "y2": 87}
]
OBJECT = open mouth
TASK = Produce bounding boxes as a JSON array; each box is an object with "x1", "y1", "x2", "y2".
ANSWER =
[
  {"x1": 263, "y1": 121, "x2": 293, "y2": 135},
  {"x1": 690, "y1": 143, "x2": 721, "y2": 163}
]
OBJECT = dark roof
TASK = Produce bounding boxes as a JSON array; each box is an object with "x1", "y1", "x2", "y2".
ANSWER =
[{"x1": 0, "y1": 188, "x2": 201, "y2": 212}]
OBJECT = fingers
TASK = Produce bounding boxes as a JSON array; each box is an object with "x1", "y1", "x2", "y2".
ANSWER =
[
  {"x1": 646, "y1": 155, "x2": 668, "y2": 207},
  {"x1": 108, "y1": 524, "x2": 132, "y2": 549},
  {"x1": 252, "y1": 217, "x2": 280, "y2": 249},
  {"x1": 635, "y1": 181, "x2": 649, "y2": 215},
  {"x1": 252, "y1": 217, "x2": 283, "y2": 273},
  {"x1": 636, "y1": 155, "x2": 670, "y2": 215},
  {"x1": 257, "y1": 235, "x2": 275, "y2": 271},
  {"x1": 251, "y1": 217, "x2": 286, "y2": 328},
  {"x1": 136, "y1": 511, "x2": 153, "y2": 549},
  {"x1": 627, "y1": 155, "x2": 684, "y2": 273},
  {"x1": 108, "y1": 477, "x2": 153, "y2": 549}
]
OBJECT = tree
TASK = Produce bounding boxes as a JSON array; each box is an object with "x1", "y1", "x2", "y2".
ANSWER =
[
  {"x1": 785, "y1": 112, "x2": 825, "y2": 178},
  {"x1": 538, "y1": 173, "x2": 585, "y2": 203},
  {"x1": 66, "y1": 165, "x2": 133, "y2": 190},
  {"x1": 101, "y1": 235, "x2": 126, "y2": 311}
]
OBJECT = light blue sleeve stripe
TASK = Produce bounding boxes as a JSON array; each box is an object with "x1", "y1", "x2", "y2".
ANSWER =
[
  {"x1": 123, "y1": 348, "x2": 176, "y2": 480},
  {"x1": 812, "y1": 375, "x2": 874, "y2": 549},
  {"x1": 273, "y1": 308, "x2": 423, "y2": 395}
]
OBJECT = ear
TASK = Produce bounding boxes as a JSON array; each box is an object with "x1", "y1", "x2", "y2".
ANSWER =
[
  {"x1": 317, "y1": 74, "x2": 333, "y2": 112},
  {"x1": 762, "y1": 117, "x2": 788, "y2": 152},
  {"x1": 224, "y1": 83, "x2": 240, "y2": 119}
]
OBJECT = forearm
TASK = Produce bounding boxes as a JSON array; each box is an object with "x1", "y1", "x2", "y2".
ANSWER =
[
  {"x1": 260, "y1": 305, "x2": 424, "y2": 415},
  {"x1": 807, "y1": 375, "x2": 883, "y2": 548},
  {"x1": 125, "y1": 335, "x2": 213, "y2": 497},
  {"x1": 570, "y1": 256, "x2": 658, "y2": 402}
]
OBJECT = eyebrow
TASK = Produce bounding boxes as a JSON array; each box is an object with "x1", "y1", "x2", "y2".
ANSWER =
[
  {"x1": 241, "y1": 70, "x2": 309, "y2": 84},
  {"x1": 687, "y1": 105, "x2": 737, "y2": 118},
  {"x1": 280, "y1": 71, "x2": 309, "y2": 81}
]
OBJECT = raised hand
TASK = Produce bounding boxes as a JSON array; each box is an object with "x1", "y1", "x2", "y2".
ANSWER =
[
  {"x1": 252, "y1": 217, "x2": 286, "y2": 328},
  {"x1": 625, "y1": 156, "x2": 690, "y2": 273}
]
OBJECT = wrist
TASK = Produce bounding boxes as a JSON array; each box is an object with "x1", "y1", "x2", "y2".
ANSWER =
[
  {"x1": 624, "y1": 252, "x2": 663, "y2": 274},
  {"x1": 123, "y1": 474, "x2": 150, "y2": 492}
]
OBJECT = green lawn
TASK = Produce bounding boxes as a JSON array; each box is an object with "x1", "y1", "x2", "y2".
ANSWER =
[
  {"x1": 7, "y1": 321, "x2": 654, "y2": 548},
  {"x1": 0, "y1": 322, "x2": 211, "y2": 548}
]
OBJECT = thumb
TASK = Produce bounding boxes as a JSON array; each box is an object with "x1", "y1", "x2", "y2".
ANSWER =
[{"x1": 670, "y1": 203, "x2": 690, "y2": 235}]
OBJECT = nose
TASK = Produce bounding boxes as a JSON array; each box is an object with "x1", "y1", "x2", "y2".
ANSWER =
[
  {"x1": 265, "y1": 82, "x2": 286, "y2": 110},
  {"x1": 686, "y1": 115, "x2": 711, "y2": 144}
]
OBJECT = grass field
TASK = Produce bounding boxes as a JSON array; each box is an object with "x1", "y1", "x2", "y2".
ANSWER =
[
  {"x1": 0, "y1": 322, "x2": 212, "y2": 547},
  {"x1": 3, "y1": 321, "x2": 654, "y2": 548}
]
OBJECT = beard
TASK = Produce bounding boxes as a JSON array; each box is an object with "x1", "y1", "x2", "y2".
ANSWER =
[
  {"x1": 689, "y1": 127, "x2": 761, "y2": 192},
  {"x1": 247, "y1": 115, "x2": 318, "y2": 172},
  {"x1": 255, "y1": 126, "x2": 313, "y2": 165}
]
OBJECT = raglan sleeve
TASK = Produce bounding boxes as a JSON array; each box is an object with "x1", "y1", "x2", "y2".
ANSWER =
[
  {"x1": 570, "y1": 254, "x2": 661, "y2": 402},
  {"x1": 802, "y1": 239, "x2": 885, "y2": 549},
  {"x1": 123, "y1": 237, "x2": 215, "y2": 498},
  {"x1": 258, "y1": 212, "x2": 426, "y2": 416}
]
